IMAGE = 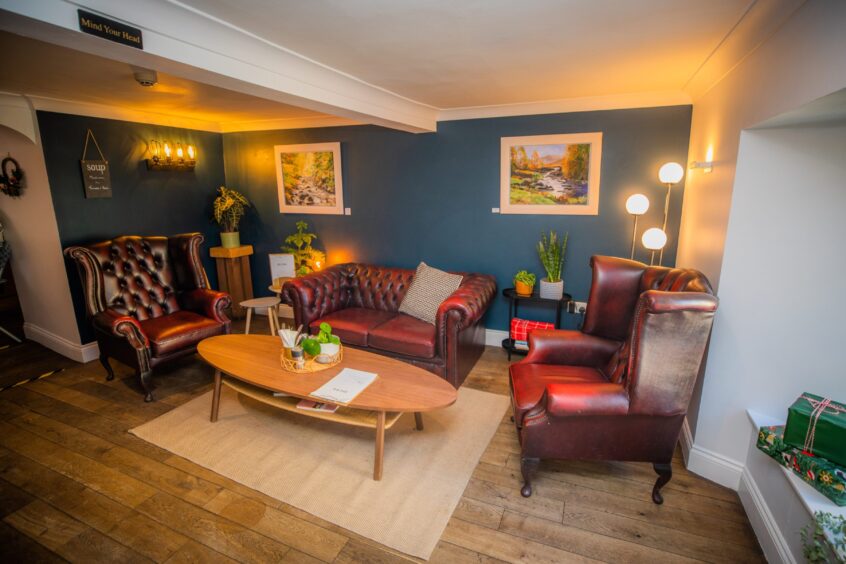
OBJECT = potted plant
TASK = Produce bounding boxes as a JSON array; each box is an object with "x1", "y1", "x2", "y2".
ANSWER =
[
  {"x1": 212, "y1": 186, "x2": 250, "y2": 248},
  {"x1": 513, "y1": 270, "x2": 536, "y2": 296},
  {"x1": 282, "y1": 221, "x2": 326, "y2": 276},
  {"x1": 314, "y1": 322, "x2": 341, "y2": 363},
  {"x1": 537, "y1": 230, "x2": 568, "y2": 300}
]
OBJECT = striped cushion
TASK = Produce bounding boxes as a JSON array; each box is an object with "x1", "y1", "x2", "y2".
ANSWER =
[{"x1": 399, "y1": 262, "x2": 463, "y2": 325}]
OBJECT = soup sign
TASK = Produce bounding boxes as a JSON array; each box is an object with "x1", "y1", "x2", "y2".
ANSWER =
[{"x1": 80, "y1": 160, "x2": 112, "y2": 199}]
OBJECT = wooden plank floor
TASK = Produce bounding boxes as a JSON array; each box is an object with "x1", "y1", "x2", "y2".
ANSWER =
[{"x1": 0, "y1": 318, "x2": 764, "y2": 563}]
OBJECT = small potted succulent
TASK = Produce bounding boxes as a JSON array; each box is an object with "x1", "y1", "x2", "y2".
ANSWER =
[
  {"x1": 537, "y1": 230, "x2": 568, "y2": 300},
  {"x1": 213, "y1": 186, "x2": 250, "y2": 248},
  {"x1": 513, "y1": 270, "x2": 536, "y2": 296}
]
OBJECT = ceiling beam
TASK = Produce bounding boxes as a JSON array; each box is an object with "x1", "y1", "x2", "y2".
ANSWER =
[{"x1": 0, "y1": 0, "x2": 439, "y2": 133}]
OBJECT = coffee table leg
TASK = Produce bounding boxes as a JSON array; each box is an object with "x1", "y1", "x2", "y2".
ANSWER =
[
  {"x1": 414, "y1": 412, "x2": 424, "y2": 431},
  {"x1": 210, "y1": 370, "x2": 222, "y2": 422},
  {"x1": 374, "y1": 411, "x2": 386, "y2": 480}
]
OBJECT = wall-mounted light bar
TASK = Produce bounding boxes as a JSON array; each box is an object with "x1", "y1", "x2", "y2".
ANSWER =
[{"x1": 146, "y1": 140, "x2": 197, "y2": 171}]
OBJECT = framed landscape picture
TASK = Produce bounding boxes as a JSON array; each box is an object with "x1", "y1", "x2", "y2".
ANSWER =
[
  {"x1": 500, "y1": 132, "x2": 602, "y2": 215},
  {"x1": 275, "y1": 142, "x2": 344, "y2": 215}
]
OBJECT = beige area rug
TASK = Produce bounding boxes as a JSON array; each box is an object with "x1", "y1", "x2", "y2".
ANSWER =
[{"x1": 131, "y1": 385, "x2": 509, "y2": 560}]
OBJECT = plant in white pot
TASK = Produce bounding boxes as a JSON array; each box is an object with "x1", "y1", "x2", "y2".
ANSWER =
[
  {"x1": 314, "y1": 322, "x2": 341, "y2": 363},
  {"x1": 212, "y1": 186, "x2": 250, "y2": 248},
  {"x1": 537, "y1": 230, "x2": 568, "y2": 300}
]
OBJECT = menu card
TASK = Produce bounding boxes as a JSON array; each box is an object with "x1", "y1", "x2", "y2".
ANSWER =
[{"x1": 310, "y1": 368, "x2": 377, "y2": 404}]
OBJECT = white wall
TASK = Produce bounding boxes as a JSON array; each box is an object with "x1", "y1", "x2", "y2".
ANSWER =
[
  {"x1": 677, "y1": 0, "x2": 846, "y2": 442},
  {"x1": 694, "y1": 123, "x2": 846, "y2": 471},
  {"x1": 0, "y1": 97, "x2": 92, "y2": 361}
]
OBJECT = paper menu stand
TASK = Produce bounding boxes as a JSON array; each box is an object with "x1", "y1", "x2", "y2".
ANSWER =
[
  {"x1": 310, "y1": 368, "x2": 377, "y2": 404},
  {"x1": 269, "y1": 253, "x2": 295, "y2": 288}
]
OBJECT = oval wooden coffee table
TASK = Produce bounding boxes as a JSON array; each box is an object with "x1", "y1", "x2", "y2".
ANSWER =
[{"x1": 197, "y1": 334, "x2": 457, "y2": 480}]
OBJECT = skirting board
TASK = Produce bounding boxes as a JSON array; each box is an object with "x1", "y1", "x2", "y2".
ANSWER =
[
  {"x1": 485, "y1": 328, "x2": 509, "y2": 347},
  {"x1": 23, "y1": 322, "x2": 98, "y2": 363},
  {"x1": 738, "y1": 465, "x2": 797, "y2": 564}
]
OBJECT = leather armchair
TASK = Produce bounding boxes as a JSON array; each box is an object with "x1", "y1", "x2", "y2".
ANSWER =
[
  {"x1": 65, "y1": 233, "x2": 231, "y2": 401},
  {"x1": 510, "y1": 256, "x2": 717, "y2": 503},
  {"x1": 283, "y1": 263, "x2": 496, "y2": 387}
]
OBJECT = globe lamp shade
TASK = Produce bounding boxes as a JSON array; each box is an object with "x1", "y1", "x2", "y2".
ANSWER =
[{"x1": 658, "y1": 162, "x2": 684, "y2": 184}]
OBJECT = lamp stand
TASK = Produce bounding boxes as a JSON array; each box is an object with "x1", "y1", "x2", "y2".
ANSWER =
[
  {"x1": 629, "y1": 215, "x2": 640, "y2": 260},
  {"x1": 650, "y1": 250, "x2": 656, "y2": 266},
  {"x1": 659, "y1": 182, "x2": 672, "y2": 265}
]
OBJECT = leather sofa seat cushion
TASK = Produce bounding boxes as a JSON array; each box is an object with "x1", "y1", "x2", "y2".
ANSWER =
[
  {"x1": 140, "y1": 311, "x2": 224, "y2": 357},
  {"x1": 510, "y1": 363, "x2": 608, "y2": 423},
  {"x1": 368, "y1": 313, "x2": 436, "y2": 359},
  {"x1": 309, "y1": 308, "x2": 396, "y2": 346}
]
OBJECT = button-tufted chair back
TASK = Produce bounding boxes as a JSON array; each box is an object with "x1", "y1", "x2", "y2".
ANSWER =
[
  {"x1": 88, "y1": 236, "x2": 180, "y2": 321},
  {"x1": 583, "y1": 256, "x2": 715, "y2": 394},
  {"x1": 66, "y1": 233, "x2": 212, "y2": 322}
]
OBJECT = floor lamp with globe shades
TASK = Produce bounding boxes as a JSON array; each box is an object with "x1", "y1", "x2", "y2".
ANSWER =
[
  {"x1": 625, "y1": 194, "x2": 649, "y2": 260},
  {"x1": 642, "y1": 227, "x2": 667, "y2": 266},
  {"x1": 657, "y1": 162, "x2": 684, "y2": 265}
]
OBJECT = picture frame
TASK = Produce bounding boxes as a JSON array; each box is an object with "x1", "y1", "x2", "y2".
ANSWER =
[
  {"x1": 500, "y1": 132, "x2": 602, "y2": 215},
  {"x1": 274, "y1": 142, "x2": 344, "y2": 215}
]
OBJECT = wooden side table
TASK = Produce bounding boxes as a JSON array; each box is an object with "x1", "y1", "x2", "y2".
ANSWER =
[{"x1": 210, "y1": 245, "x2": 254, "y2": 319}]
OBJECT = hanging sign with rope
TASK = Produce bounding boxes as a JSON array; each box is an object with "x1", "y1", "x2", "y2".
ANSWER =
[{"x1": 80, "y1": 129, "x2": 112, "y2": 199}]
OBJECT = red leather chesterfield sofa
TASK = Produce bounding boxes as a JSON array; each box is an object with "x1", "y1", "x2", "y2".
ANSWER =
[
  {"x1": 510, "y1": 256, "x2": 717, "y2": 503},
  {"x1": 65, "y1": 233, "x2": 231, "y2": 402},
  {"x1": 282, "y1": 263, "x2": 496, "y2": 387}
]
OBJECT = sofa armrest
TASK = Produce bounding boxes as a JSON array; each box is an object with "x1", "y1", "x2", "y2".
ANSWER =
[
  {"x1": 435, "y1": 273, "x2": 496, "y2": 332},
  {"x1": 92, "y1": 310, "x2": 149, "y2": 349},
  {"x1": 522, "y1": 329, "x2": 620, "y2": 367},
  {"x1": 282, "y1": 265, "x2": 349, "y2": 329},
  {"x1": 544, "y1": 382, "x2": 629, "y2": 417},
  {"x1": 181, "y1": 288, "x2": 232, "y2": 325}
]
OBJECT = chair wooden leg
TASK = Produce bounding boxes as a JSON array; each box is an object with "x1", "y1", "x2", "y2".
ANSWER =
[
  {"x1": 520, "y1": 457, "x2": 540, "y2": 497},
  {"x1": 139, "y1": 370, "x2": 154, "y2": 402},
  {"x1": 99, "y1": 354, "x2": 115, "y2": 381},
  {"x1": 267, "y1": 308, "x2": 277, "y2": 335},
  {"x1": 244, "y1": 308, "x2": 253, "y2": 335},
  {"x1": 652, "y1": 462, "x2": 673, "y2": 504}
]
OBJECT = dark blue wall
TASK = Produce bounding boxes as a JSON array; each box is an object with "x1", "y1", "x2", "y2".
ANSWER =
[
  {"x1": 223, "y1": 106, "x2": 692, "y2": 331},
  {"x1": 38, "y1": 111, "x2": 227, "y2": 342}
]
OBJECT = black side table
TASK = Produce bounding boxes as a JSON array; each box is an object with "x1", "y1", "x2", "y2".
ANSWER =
[{"x1": 502, "y1": 287, "x2": 572, "y2": 360}]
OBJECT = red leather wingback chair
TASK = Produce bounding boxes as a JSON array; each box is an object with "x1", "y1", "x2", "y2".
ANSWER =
[
  {"x1": 65, "y1": 233, "x2": 231, "y2": 402},
  {"x1": 283, "y1": 263, "x2": 496, "y2": 388},
  {"x1": 510, "y1": 256, "x2": 717, "y2": 503}
]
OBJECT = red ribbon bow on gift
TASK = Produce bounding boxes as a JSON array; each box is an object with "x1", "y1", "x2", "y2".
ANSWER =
[{"x1": 800, "y1": 394, "x2": 845, "y2": 456}]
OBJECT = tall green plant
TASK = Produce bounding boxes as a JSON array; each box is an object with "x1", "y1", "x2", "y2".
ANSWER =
[
  {"x1": 282, "y1": 221, "x2": 326, "y2": 276},
  {"x1": 537, "y1": 230, "x2": 568, "y2": 282},
  {"x1": 212, "y1": 186, "x2": 250, "y2": 232}
]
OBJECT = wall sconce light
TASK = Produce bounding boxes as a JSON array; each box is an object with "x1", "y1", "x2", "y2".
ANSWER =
[
  {"x1": 690, "y1": 146, "x2": 714, "y2": 173},
  {"x1": 656, "y1": 162, "x2": 683, "y2": 265},
  {"x1": 625, "y1": 194, "x2": 649, "y2": 260},
  {"x1": 642, "y1": 227, "x2": 667, "y2": 266},
  {"x1": 146, "y1": 139, "x2": 197, "y2": 171}
]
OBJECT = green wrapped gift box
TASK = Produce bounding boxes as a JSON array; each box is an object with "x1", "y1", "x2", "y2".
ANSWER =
[
  {"x1": 757, "y1": 425, "x2": 846, "y2": 507},
  {"x1": 784, "y1": 393, "x2": 846, "y2": 468}
]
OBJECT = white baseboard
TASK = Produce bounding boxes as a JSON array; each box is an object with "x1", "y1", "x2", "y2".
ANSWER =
[
  {"x1": 485, "y1": 329, "x2": 509, "y2": 347},
  {"x1": 680, "y1": 417, "x2": 694, "y2": 466},
  {"x1": 739, "y1": 465, "x2": 796, "y2": 564},
  {"x1": 685, "y1": 441, "x2": 744, "y2": 490},
  {"x1": 23, "y1": 322, "x2": 98, "y2": 363}
]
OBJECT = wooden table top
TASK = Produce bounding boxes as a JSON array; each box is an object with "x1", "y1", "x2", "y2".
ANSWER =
[{"x1": 197, "y1": 334, "x2": 457, "y2": 412}]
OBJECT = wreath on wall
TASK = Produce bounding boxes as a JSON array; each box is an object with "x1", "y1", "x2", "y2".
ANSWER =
[{"x1": 0, "y1": 155, "x2": 25, "y2": 198}]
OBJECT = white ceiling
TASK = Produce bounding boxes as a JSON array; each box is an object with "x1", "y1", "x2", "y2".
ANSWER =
[
  {"x1": 0, "y1": 33, "x2": 338, "y2": 130},
  {"x1": 178, "y1": 0, "x2": 753, "y2": 108}
]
